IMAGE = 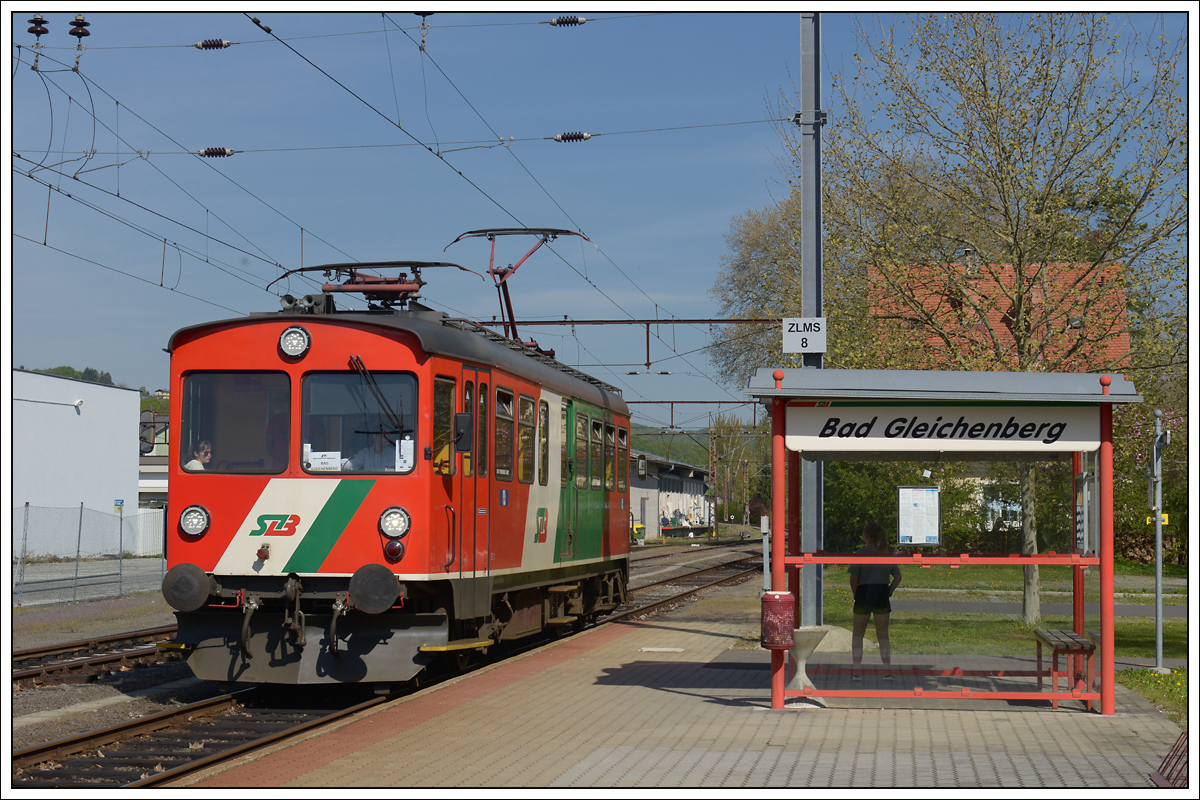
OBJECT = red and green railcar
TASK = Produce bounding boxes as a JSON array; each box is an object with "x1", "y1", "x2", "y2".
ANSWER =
[{"x1": 162, "y1": 263, "x2": 630, "y2": 687}]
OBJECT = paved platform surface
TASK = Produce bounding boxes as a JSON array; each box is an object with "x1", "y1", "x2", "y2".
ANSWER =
[{"x1": 180, "y1": 614, "x2": 1183, "y2": 788}]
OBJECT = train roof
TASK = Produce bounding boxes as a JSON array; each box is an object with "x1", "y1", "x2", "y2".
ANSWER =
[{"x1": 168, "y1": 304, "x2": 628, "y2": 416}]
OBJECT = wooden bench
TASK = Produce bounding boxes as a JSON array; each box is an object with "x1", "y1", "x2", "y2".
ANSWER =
[{"x1": 1035, "y1": 628, "x2": 1096, "y2": 710}]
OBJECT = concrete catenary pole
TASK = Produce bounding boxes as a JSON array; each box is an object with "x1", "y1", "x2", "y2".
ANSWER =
[{"x1": 799, "y1": 12, "x2": 824, "y2": 626}]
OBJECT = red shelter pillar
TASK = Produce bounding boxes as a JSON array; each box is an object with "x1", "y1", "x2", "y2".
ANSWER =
[
  {"x1": 1073, "y1": 452, "x2": 1085, "y2": 638},
  {"x1": 788, "y1": 449, "x2": 801, "y2": 621},
  {"x1": 1099, "y1": 376, "x2": 1114, "y2": 715},
  {"x1": 770, "y1": 372, "x2": 787, "y2": 709}
]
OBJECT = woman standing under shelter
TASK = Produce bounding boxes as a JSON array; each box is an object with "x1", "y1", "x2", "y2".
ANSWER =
[{"x1": 849, "y1": 521, "x2": 902, "y2": 680}]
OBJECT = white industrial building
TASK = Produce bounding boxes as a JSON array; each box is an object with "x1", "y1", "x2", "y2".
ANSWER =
[
  {"x1": 13, "y1": 369, "x2": 140, "y2": 511},
  {"x1": 629, "y1": 449, "x2": 710, "y2": 541}
]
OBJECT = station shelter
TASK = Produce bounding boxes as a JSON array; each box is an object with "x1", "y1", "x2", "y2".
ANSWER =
[{"x1": 747, "y1": 368, "x2": 1141, "y2": 715}]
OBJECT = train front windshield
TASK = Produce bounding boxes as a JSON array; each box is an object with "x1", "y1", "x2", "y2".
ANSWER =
[
  {"x1": 301, "y1": 372, "x2": 417, "y2": 474},
  {"x1": 181, "y1": 372, "x2": 290, "y2": 473}
]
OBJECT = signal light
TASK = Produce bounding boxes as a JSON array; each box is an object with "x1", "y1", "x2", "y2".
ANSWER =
[
  {"x1": 384, "y1": 540, "x2": 406, "y2": 561},
  {"x1": 280, "y1": 325, "x2": 311, "y2": 358},
  {"x1": 379, "y1": 507, "x2": 411, "y2": 538},
  {"x1": 180, "y1": 505, "x2": 211, "y2": 537}
]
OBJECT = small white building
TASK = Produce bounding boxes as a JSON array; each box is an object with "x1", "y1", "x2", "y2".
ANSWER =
[
  {"x1": 629, "y1": 449, "x2": 710, "y2": 541},
  {"x1": 13, "y1": 369, "x2": 140, "y2": 514}
]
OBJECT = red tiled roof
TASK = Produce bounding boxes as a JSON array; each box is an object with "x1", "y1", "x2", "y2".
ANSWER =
[{"x1": 867, "y1": 262, "x2": 1130, "y2": 372}]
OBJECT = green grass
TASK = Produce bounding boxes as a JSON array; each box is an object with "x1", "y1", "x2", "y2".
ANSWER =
[
  {"x1": 819, "y1": 562, "x2": 1187, "y2": 594},
  {"x1": 1117, "y1": 667, "x2": 1188, "y2": 728},
  {"x1": 820, "y1": 580, "x2": 1188, "y2": 658}
]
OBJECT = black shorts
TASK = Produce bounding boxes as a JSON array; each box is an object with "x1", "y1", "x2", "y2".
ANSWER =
[{"x1": 853, "y1": 584, "x2": 891, "y2": 616}]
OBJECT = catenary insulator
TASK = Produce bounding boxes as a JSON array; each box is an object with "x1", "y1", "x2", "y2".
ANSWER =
[
  {"x1": 554, "y1": 132, "x2": 591, "y2": 143},
  {"x1": 549, "y1": 17, "x2": 586, "y2": 26},
  {"x1": 28, "y1": 15, "x2": 48, "y2": 38},
  {"x1": 197, "y1": 147, "x2": 234, "y2": 157},
  {"x1": 69, "y1": 14, "x2": 90, "y2": 40},
  {"x1": 195, "y1": 39, "x2": 231, "y2": 50}
]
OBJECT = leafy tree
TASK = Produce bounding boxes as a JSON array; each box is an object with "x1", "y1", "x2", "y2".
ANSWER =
[
  {"x1": 39, "y1": 365, "x2": 116, "y2": 386},
  {"x1": 714, "y1": 13, "x2": 1186, "y2": 624}
]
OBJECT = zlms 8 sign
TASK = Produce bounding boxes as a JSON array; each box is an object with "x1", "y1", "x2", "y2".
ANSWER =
[{"x1": 785, "y1": 402, "x2": 1099, "y2": 454}]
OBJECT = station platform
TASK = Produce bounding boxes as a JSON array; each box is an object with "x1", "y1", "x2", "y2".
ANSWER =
[{"x1": 179, "y1": 611, "x2": 1183, "y2": 788}]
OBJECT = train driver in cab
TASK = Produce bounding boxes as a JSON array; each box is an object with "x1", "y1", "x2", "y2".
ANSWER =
[{"x1": 341, "y1": 432, "x2": 396, "y2": 471}]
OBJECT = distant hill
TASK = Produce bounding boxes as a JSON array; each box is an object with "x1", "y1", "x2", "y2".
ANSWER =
[
  {"x1": 631, "y1": 422, "x2": 709, "y2": 468},
  {"x1": 37, "y1": 365, "x2": 115, "y2": 386}
]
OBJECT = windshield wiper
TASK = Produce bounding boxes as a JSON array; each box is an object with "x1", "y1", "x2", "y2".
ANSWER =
[{"x1": 349, "y1": 355, "x2": 409, "y2": 435}]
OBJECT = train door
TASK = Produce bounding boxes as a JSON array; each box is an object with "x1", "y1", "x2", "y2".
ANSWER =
[
  {"x1": 563, "y1": 401, "x2": 587, "y2": 559},
  {"x1": 459, "y1": 367, "x2": 490, "y2": 581}
]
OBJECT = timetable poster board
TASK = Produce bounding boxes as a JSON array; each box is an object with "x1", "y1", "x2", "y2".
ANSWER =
[{"x1": 898, "y1": 486, "x2": 940, "y2": 546}]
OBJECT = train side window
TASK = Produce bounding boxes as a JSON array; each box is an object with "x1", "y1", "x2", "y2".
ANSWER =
[
  {"x1": 495, "y1": 388, "x2": 514, "y2": 481},
  {"x1": 462, "y1": 381, "x2": 473, "y2": 478},
  {"x1": 560, "y1": 405, "x2": 569, "y2": 488},
  {"x1": 182, "y1": 371, "x2": 289, "y2": 474},
  {"x1": 478, "y1": 383, "x2": 488, "y2": 478},
  {"x1": 590, "y1": 419, "x2": 604, "y2": 491},
  {"x1": 538, "y1": 401, "x2": 550, "y2": 486},
  {"x1": 617, "y1": 426, "x2": 628, "y2": 492},
  {"x1": 574, "y1": 414, "x2": 588, "y2": 490},
  {"x1": 604, "y1": 424, "x2": 616, "y2": 491},
  {"x1": 517, "y1": 395, "x2": 535, "y2": 484},
  {"x1": 432, "y1": 377, "x2": 456, "y2": 476}
]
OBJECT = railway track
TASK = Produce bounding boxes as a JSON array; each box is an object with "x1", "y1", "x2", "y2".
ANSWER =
[
  {"x1": 12, "y1": 625, "x2": 181, "y2": 686},
  {"x1": 12, "y1": 558, "x2": 761, "y2": 788},
  {"x1": 12, "y1": 686, "x2": 389, "y2": 788},
  {"x1": 629, "y1": 537, "x2": 757, "y2": 563},
  {"x1": 11, "y1": 547, "x2": 753, "y2": 685}
]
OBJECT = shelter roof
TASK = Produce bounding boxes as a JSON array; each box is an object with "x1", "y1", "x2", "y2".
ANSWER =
[{"x1": 745, "y1": 368, "x2": 1140, "y2": 405}]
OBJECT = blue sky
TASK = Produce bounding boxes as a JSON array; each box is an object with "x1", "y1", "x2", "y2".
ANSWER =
[{"x1": 6, "y1": 10, "x2": 1192, "y2": 432}]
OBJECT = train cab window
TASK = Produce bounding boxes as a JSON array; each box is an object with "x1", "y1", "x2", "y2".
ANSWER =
[
  {"x1": 517, "y1": 395, "x2": 535, "y2": 484},
  {"x1": 181, "y1": 372, "x2": 289, "y2": 473},
  {"x1": 617, "y1": 426, "x2": 628, "y2": 492},
  {"x1": 432, "y1": 378, "x2": 456, "y2": 477},
  {"x1": 605, "y1": 424, "x2": 617, "y2": 491},
  {"x1": 538, "y1": 401, "x2": 550, "y2": 486},
  {"x1": 495, "y1": 388, "x2": 514, "y2": 481},
  {"x1": 590, "y1": 419, "x2": 604, "y2": 491},
  {"x1": 300, "y1": 372, "x2": 416, "y2": 473},
  {"x1": 478, "y1": 383, "x2": 488, "y2": 478},
  {"x1": 574, "y1": 415, "x2": 588, "y2": 490},
  {"x1": 462, "y1": 382, "x2": 473, "y2": 478}
]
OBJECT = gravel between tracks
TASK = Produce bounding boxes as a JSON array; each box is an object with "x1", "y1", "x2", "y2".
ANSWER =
[{"x1": 11, "y1": 591, "x2": 228, "y2": 752}]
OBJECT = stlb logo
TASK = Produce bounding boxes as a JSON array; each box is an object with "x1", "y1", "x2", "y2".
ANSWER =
[
  {"x1": 250, "y1": 514, "x2": 301, "y2": 536},
  {"x1": 535, "y1": 508, "x2": 548, "y2": 543}
]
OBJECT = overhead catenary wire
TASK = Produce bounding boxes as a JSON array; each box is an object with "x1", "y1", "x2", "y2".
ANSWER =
[
  {"x1": 15, "y1": 232, "x2": 246, "y2": 316},
  {"x1": 17, "y1": 49, "x2": 368, "y2": 308},
  {"x1": 11, "y1": 13, "x2": 660, "y2": 51}
]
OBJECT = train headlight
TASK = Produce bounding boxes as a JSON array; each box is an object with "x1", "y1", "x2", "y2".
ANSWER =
[
  {"x1": 379, "y1": 507, "x2": 411, "y2": 538},
  {"x1": 180, "y1": 505, "x2": 211, "y2": 537},
  {"x1": 279, "y1": 325, "x2": 311, "y2": 358}
]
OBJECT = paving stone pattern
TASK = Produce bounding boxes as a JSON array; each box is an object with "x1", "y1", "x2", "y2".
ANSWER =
[{"x1": 185, "y1": 617, "x2": 1180, "y2": 788}]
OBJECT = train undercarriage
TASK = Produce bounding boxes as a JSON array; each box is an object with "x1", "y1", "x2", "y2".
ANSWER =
[{"x1": 165, "y1": 559, "x2": 628, "y2": 685}]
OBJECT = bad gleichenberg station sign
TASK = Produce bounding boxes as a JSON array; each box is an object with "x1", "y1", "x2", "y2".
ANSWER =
[
  {"x1": 745, "y1": 368, "x2": 1139, "y2": 460},
  {"x1": 787, "y1": 402, "x2": 1099, "y2": 454}
]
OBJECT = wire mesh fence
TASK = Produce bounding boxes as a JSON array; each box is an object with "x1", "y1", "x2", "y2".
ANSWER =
[{"x1": 12, "y1": 503, "x2": 167, "y2": 607}]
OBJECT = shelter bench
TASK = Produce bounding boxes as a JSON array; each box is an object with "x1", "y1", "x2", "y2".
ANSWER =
[{"x1": 1035, "y1": 628, "x2": 1095, "y2": 710}]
